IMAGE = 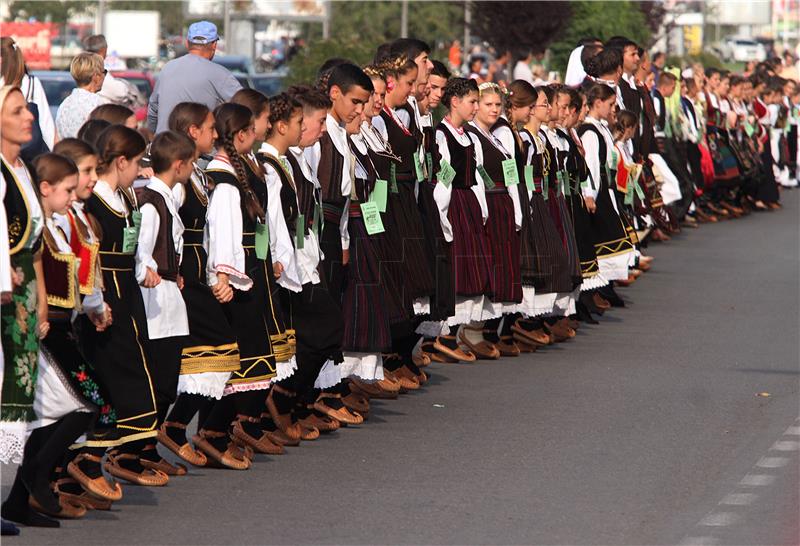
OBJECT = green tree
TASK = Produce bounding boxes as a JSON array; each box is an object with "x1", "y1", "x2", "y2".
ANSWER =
[
  {"x1": 287, "y1": 1, "x2": 464, "y2": 85},
  {"x1": 7, "y1": 1, "x2": 86, "y2": 23},
  {"x1": 469, "y1": 1, "x2": 571, "y2": 56},
  {"x1": 549, "y1": 1, "x2": 653, "y2": 76}
]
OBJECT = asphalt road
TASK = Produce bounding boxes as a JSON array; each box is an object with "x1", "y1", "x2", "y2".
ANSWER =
[{"x1": 4, "y1": 191, "x2": 799, "y2": 546}]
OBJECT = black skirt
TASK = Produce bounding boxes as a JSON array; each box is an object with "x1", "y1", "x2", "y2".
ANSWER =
[{"x1": 528, "y1": 190, "x2": 574, "y2": 294}]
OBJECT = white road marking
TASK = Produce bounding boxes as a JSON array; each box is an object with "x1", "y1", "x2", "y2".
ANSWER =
[
  {"x1": 784, "y1": 426, "x2": 800, "y2": 435},
  {"x1": 720, "y1": 493, "x2": 758, "y2": 505},
  {"x1": 770, "y1": 440, "x2": 800, "y2": 451},
  {"x1": 756, "y1": 456, "x2": 789, "y2": 468},
  {"x1": 739, "y1": 474, "x2": 776, "y2": 486},
  {"x1": 679, "y1": 537, "x2": 721, "y2": 545},
  {"x1": 699, "y1": 512, "x2": 739, "y2": 526}
]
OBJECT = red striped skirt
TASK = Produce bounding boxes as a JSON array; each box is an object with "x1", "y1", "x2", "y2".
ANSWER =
[
  {"x1": 485, "y1": 189, "x2": 522, "y2": 304},
  {"x1": 448, "y1": 187, "x2": 492, "y2": 297}
]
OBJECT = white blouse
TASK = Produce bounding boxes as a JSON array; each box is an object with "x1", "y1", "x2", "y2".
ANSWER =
[
  {"x1": 303, "y1": 114, "x2": 352, "y2": 251},
  {"x1": 259, "y1": 142, "x2": 302, "y2": 293},
  {"x1": 434, "y1": 120, "x2": 489, "y2": 243},
  {"x1": 205, "y1": 158, "x2": 253, "y2": 291},
  {"x1": 579, "y1": 116, "x2": 615, "y2": 200},
  {"x1": 469, "y1": 121, "x2": 522, "y2": 231},
  {"x1": 136, "y1": 176, "x2": 189, "y2": 340}
]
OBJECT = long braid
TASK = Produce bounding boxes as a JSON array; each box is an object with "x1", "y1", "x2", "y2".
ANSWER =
[{"x1": 223, "y1": 136, "x2": 264, "y2": 221}]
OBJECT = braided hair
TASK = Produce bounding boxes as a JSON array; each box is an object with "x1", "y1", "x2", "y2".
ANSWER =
[
  {"x1": 213, "y1": 102, "x2": 265, "y2": 222},
  {"x1": 442, "y1": 77, "x2": 479, "y2": 111},
  {"x1": 266, "y1": 92, "x2": 302, "y2": 139}
]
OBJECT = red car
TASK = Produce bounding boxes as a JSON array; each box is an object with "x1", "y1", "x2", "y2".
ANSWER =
[{"x1": 111, "y1": 70, "x2": 156, "y2": 122}]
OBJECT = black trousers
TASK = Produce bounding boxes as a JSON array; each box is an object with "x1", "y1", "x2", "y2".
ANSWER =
[{"x1": 147, "y1": 335, "x2": 186, "y2": 422}]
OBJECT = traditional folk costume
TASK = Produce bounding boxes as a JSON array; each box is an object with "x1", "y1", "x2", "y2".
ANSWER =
[
  {"x1": 259, "y1": 143, "x2": 354, "y2": 433},
  {"x1": 465, "y1": 121, "x2": 523, "y2": 355},
  {"x1": 578, "y1": 116, "x2": 635, "y2": 283},
  {"x1": 0, "y1": 155, "x2": 43, "y2": 465},
  {"x1": 159, "y1": 165, "x2": 240, "y2": 467},
  {"x1": 198, "y1": 154, "x2": 291, "y2": 467},
  {"x1": 80, "y1": 181, "x2": 166, "y2": 485}
]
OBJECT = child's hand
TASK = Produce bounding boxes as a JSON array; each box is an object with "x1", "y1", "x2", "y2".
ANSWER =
[
  {"x1": 89, "y1": 305, "x2": 113, "y2": 332},
  {"x1": 212, "y1": 273, "x2": 233, "y2": 303},
  {"x1": 142, "y1": 267, "x2": 161, "y2": 288},
  {"x1": 273, "y1": 262, "x2": 284, "y2": 279},
  {"x1": 584, "y1": 196, "x2": 597, "y2": 213},
  {"x1": 177, "y1": 274, "x2": 185, "y2": 290},
  {"x1": 139, "y1": 166, "x2": 154, "y2": 179},
  {"x1": 342, "y1": 249, "x2": 350, "y2": 266}
]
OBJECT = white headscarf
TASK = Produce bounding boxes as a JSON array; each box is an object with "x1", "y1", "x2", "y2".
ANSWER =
[{"x1": 565, "y1": 45, "x2": 586, "y2": 88}]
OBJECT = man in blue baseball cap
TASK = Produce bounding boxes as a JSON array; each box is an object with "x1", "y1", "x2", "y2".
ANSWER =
[{"x1": 147, "y1": 20, "x2": 242, "y2": 132}]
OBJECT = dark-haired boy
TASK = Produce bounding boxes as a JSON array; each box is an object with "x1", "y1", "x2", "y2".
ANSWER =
[{"x1": 133, "y1": 130, "x2": 194, "y2": 478}]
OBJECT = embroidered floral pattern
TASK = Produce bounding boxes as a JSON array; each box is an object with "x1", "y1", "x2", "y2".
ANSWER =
[
  {"x1": 1, "y1": 253, "x2": 39, "y2": 422},
  {"x1": 71, "y1": 363, "x2": 116, "y2": 425}
]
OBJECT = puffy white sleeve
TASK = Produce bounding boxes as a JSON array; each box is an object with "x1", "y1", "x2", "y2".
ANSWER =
[
  {"x1": 469, "y1": 133, "x2": 489, "y2": 224},
  {"x1": 580, "y1": 130, "x2": 601, "y2": 200},
  {"x1": 508, "y1": 177, "x2": 522, "y2": 231},
  {"x1": 31, "y1": 77, "x2": 56, "y2": 149},
  {"x1": 492, "y1": 125, "x2": 515, "y2": 157},
  {"x1": 206, "y1": 184, "x2": 253, "y2": 290},
  {"x1": 339, "y1": 202, "x2": 350, "y2": 251},
  {"x1": 264, "y1": 165, "x2": 302, "y2": 292},
  {"x1": 172, "y1": 183, "x2": 186, "y2": 208},
  {"x1": 434, "y1": 129, "x2": 455, "y2": 242},
  {"x1": 134, "y1": 203, "x2": 159, "y2": 284},
  {"x1": 371, "y1": 115, "x2": 388, "y2": 140}
]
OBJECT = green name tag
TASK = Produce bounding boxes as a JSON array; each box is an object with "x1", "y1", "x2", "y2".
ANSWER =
[
  {"x1": 634, "y1": 180, "x2": 645, "y2": 200},
  {"x1": 425, "y1": 152, "x2": 433, "y2": 182},
  {"x1": 604, "y1": 165, "x2": 612, "y2": 182},
  {"x1": 556, "y1": 171, "x2": 565, "y2": 195},
  {"x1": 580, "y1": 179, "x2": 590, "y2": 191},
  {"x1": 477, "y1": 164, "x2": 495, "y2": 189},
  {"x1": 563, "y1": 172, "x2": 572, "y2": 196},
  {"x1": 524, "y1": 165, "x2": 534, "y2": 192},
  {"x1": 624, "y1": 185, "x2": 635, "y2": 205},
  {"x1": 360, "y1": 201, "x2": 385, "y2": 235},
  {"x1": 389, "y1": 162, "x2": 398, "y2": 193},
  {"x1": 501, "y1": 158, "x2": 519, "y2": 186},
  {"x1": 255, "y1": 222, "x2": 269, "y2": 260},
  {"x1": 121, "y1": 226, "x2": 139, "y2": 254},
  {"x1": 131, "y1": 210, "x2": 142, "y2": 229},
  {"x1": 295, "y1": 214, "x2": 305, "y2": 250},
  {"x1": 370, "y1": 179, "x2": 388, "y2": 213},
  {"x1": 413, "y1": 154, "x2": 424, "y2": 182},
  {"x1": 542, "y1": 175, "x2": 549, "y2": 201},
  {"x1": 437, "y1": 159, "x2": 456, "y2": 188}
]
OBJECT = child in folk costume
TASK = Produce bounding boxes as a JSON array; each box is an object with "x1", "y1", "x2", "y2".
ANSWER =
[
  {"x1": 553, "y1": 89, "x2": 607, "y2": 323},
  {"x1": 433, "y1": 78, "x2": 495, "y2": 352},
  {"x1": 259, "y1": 93, "x2": 353, "y2": 438},
  {"x1": 158, "y1": 103, "x2": 240, "y2": 468},
  {"x1": 305, "y1": 63, "x2": 380, "y2": 410},
  {"x1": 465, "y1": 82, "x2": 524, "y2": 357},
  {"x1": 541, "y1": 84, "x2": 583, "y2": 333},
  {"x1": 520, "y1": 85, "x2": 575, "y2": 344},
  {"x1": 490, "y1": 80, "x2": 545, "y2": 352},
  {"x1": 49, "y1": 138, "x2": 123, "y2": 509},
  {"x1": 197, "y1": 103, "x2": 284, "y2": 468},
  {"x1": 577, "y1": 83, "x2": 635, "y2": 290},
  {"x1": 133, "y1": 131, "x2": 195, "y2": 478},
  {"x1": 284, "y1": 85, "x2": 352, "y2": 418},
  {"x1": 80, "y1": 126, "x2": 165, "y2": 487}
]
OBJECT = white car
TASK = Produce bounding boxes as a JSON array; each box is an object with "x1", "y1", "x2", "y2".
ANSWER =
[{"x1": 720, "y1": 38, "x2": 767, "y2": 62}]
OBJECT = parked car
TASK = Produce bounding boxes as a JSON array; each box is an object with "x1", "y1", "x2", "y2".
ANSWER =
[
  {"x1": 718, "y1": 37, "x2": 767, "y2": 63},
  {"x1": 30, "y1": 70, "x2": 74, "y2": 121},
  {"x1": 250, "y1": 74, "x2": 284, "y2": 96},
  {"x1": 212, "y1": 55, "x2": 255, "y2": 75}
]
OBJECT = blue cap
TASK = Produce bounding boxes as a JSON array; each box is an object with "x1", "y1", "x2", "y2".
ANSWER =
[{"x1": 187, "y1": 21, "x2": 218, "y2": 45}]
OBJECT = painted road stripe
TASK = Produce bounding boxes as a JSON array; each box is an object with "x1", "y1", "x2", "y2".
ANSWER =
[
  {"x1": 756, "y1": 456, "x2": 789, "y2": 468},
  {"x1": 739, "y1": 474, "x2": 776, "y2": 486},
  {"x1": 720, "y1": 493, "x2": 758, "y2": 505},
  {"x1": 699, "y1": 512, "x2": 739, "y2": 527}
]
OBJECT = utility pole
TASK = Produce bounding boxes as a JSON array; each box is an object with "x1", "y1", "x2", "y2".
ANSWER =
[
  {"x1": 322, "y1": 0, "x2": 331, "y2": 39},
  {"x1": 223, "y1": 0, "x2": 231, "y2": 51},
  {"x1": 464, "y1": 1, "x2": 471, "y2": 51},
  {"x1": 401, "y1": 0, "x2": 409, "y2": 38}
]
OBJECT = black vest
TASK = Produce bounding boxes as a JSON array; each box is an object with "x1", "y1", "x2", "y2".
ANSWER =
[
  {"x1": 137, "y1": 188, "x2": 179, "y2": 282},
  {"x1": 465, "y1": 124, "x2": 510, "y2": 186},
  {"x1": 436, "y1": 123, "x2": 476, "y2": 189}
]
